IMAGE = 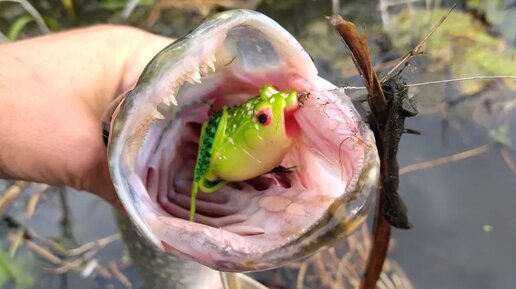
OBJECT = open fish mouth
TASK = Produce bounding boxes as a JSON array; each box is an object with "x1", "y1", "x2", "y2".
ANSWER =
[{"x1": 106, "y1": 9, "x2": 379, "y2": 271}]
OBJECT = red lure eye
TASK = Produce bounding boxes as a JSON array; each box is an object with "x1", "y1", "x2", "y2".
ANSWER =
[{"x1": 256, "y1": 108, "x2": 272, "y2": 126}]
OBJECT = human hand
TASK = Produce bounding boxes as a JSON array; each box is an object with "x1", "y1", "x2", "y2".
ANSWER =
[{"x1": 0, "y1": 25, "x2": 172, "y2": 207}]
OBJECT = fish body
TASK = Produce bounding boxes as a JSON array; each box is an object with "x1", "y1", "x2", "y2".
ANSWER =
[{"x1": 190, "y1": 85, "x2": 299, "y2": 220}]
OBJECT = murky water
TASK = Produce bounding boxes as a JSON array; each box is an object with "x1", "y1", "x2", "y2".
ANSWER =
[
  {"x1": 0, "y1": 0, "x2": 515, "y2": 289},
  {"x1": 395, "y1": 114, "x2": 516, "y2": 289}
]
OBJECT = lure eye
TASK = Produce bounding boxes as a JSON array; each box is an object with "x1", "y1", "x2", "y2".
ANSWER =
[
  {"x1": 256, "y1": 108, "x2": 271, "y2": 126},
  {"x1": 258, "y1": 114, "x2": 268, "y2": 124}
]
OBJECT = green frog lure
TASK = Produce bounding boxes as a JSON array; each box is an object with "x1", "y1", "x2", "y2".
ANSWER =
[{"x1": 190, "y1": 85, "x2": 300, "y2": 221}]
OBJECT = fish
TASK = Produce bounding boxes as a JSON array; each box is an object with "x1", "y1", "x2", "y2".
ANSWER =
[
  {"x1": 115, "y1": 211, "x2": 268, "y2": 289},
  {"x1": 189, "y1": 85, "x2": 300, "y2": 221},
  {"x1": 104, "y1": 8, "x2": 380, "y2": 287}
]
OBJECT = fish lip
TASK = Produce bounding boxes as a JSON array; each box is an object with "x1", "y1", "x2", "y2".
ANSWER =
[{"x1": 107, "y1": 9, "x2": 379, "y2": 272}]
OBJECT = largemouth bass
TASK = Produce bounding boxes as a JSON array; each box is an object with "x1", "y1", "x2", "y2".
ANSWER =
[{"x1": 104, "y1": 9, "x2": 379, "y2": 287}]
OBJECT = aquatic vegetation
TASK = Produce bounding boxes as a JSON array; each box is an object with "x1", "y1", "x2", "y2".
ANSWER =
[
  {"x1": 0, "y1": 247, "x2": 35, "y2": 289},
  {"x1": 389, "y1": 8, "x2": 516, "y2": 94}
]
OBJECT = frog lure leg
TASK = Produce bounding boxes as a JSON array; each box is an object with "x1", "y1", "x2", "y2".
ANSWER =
[{"x1": 190, "y1": 85, "x2": 300, "y2": 221}]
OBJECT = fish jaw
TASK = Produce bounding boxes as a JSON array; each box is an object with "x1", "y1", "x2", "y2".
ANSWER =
[{"x1": 107, "y1": 9, "x2": 379, "y2": 271}]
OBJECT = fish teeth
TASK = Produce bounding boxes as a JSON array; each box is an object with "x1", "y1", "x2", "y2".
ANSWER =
[
  {"x1": 163, "y1": 84, "x2": 178, "y2": 106},
  {"x1": 186, "y1": 78, "x2": 196, "y2": 85},
  {"x1": 207, "y1": 59, "x2": 216, "y2": 72},
  {"x1": 176, "y1": 75, "x2": 186, "y2": 85},
  {"x1": 168, "y1": 94, "x2": 178, "y2": 106},
  {"x1": 168, "y1": 86, "x2": 179, "y2": 106},
  {"x1": 190, "y1": 70, "x2": 202, "y2": 84},
  {"x1": 163, "y1": 94, "x2": 177, "y2": 106},
  {"x1": 163, "y1": 98, "x2": 170, "y2": 106},
  {"x1": 198, "y1": 57, "x2": 216, "y2": 76},
  {"x1": 199, "y1": 65, "x2": 209, "y2": 77},
  {"x1": 154, "y1": 109, "x2": 165, "y2": 119}
]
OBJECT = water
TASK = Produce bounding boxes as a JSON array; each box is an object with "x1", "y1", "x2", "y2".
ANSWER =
[
  {"x1": 0, "y1": 0, "x2": 515, "y2": 288},
  {"x1": 394, "y1": 113, "x2": 516, "y2": 289}
]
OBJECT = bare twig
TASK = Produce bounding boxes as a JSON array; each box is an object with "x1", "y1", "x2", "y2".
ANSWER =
[
  {"x1": 400, "y1": 145, "x2": 490, "y2": 174},
  {"x1": 296, "y1": 262, "x2": 308, "y2": 289},
  {"x1": 57, "y1": 187, "x2": 76, "y2": 244},
  {"x1": 328, "y1": 15, "x2": 394, "y2": 289},
  {"x1": 0, "y1": 181, "x2": 28, "y2": 215},
  {"x1": 8, "y1": 229, "x2": 25, "y2": 258},
  {"x1": 46, "y1": 242, "x2": 105, "y2": 274},
  {"x1": 109, "y1": 261, "x2": 133, "y2": 289},
  {"x1": 378, "y1": 0, "x2": 391, "y2": 29},
  {"x1": 501, "y1": 147, "x2": 516, "y2": 175},
  {"x1": 328, "y1": 6, "x2": 459, "y2": 288},
  {"x1": 220, "y1": 272, "x2": 242, "y2": 289},
  {"x1": 332, "y1": 0, "x2": 340, "y2": 15},
  {"x1": 361, "y1": 212, "x2": 391, "y2": 289},
  {"x1": 314, "y1": 254, "x2": 334, "y2": 288},
  {"x1": 65, "y1": 234, "x2": 120, "y2": 256},
  {"x1": 146, "y1": 0, "x2": 257, "y2": 25},
  {"x1": 327, "y1": 15, "x2": 388, "y2": 114},
  {"x1": 335, "y1": 252, "x2": 358, "y2": 289},
  {"x1": 0, "y1": 0, "x2": 50, "y2": 34},
  {"x1": 380, "y1": 4, "x2": 456, "y2": 82},
  {"x1": 284, "y1": 223, "x2": 414, "y2": 289},
  {"x1": 26, "y1": 184, "x2": 49, "y2": 218},
  {"x1": 122, "y1": 0, "x2": 142, "y2": 18},
  {"x1": 24, "y1": 239, "x2": 64, "y2": 265},
  {"x1": 5, "y1": 212, "x2": 120, "y2": 276},
  {"x1": 500, "y1": 98, "x2": 516, "y2": 115},
  {"x1": 80, "y1": 259, "x2": 99, "y2": 278},
  {"x1": 45, "y1": 257, "x2": 84, "y2": 274}
]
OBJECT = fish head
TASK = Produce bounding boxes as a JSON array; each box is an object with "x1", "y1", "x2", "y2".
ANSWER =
[{"x1": 106, "y1": 9, "x2": 379, "y2": 272}]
